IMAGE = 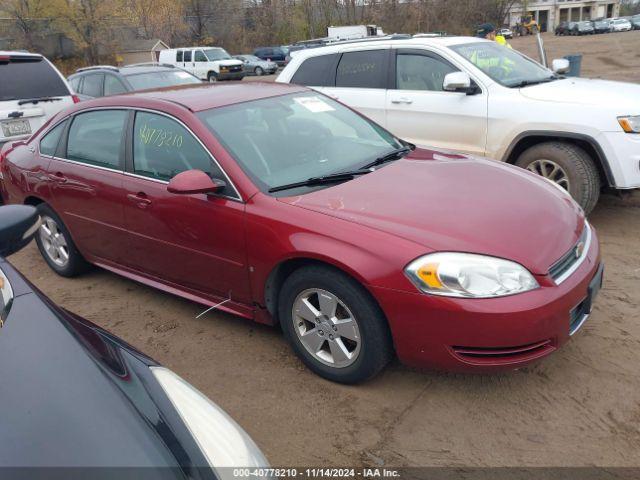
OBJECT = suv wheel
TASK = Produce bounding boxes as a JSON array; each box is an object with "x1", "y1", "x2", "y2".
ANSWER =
[
  {"x1": 35, "y1": 204, "x2": 89, "y2": 277},
  {"x1": 278, "y1": 265, "x2": 393, "y2": 384},
  {"x1": 207, "y1": 72, "x2": 217, "y2": 82},
  {"x1": 516, "y1": 142, "x2": 601, "y2": 214}
]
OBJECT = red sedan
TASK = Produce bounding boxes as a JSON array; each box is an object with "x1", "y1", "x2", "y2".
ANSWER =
[{"x1": 0, "y1": 83, "x2": 603, "y2": 383}]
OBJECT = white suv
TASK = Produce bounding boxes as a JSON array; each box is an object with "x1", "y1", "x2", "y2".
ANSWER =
[
  {"x1": 277, "y1": 36, "x2": 640, "y2": 213},
  {"x1": 1, "y1": 51, "x2": 77, "y2": 146}
]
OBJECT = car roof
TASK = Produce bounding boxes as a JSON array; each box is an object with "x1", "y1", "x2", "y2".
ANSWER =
[
  {"x1": 289, "y1": 36, "x2": 485, "y2": 60},
  {"x1": 119, "y1": 65, "x2": 175, "y2": 75},
  {"x1": 0, "y1": 50, "x2": 42, "y2": 57},
  {"x1": 82, "y1": 82, "x2": 308, "y2": 112}
]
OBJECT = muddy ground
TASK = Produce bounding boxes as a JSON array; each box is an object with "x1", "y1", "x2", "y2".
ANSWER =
[{"x1": 8, "y1": 31, "x2": 640, "y2": 468}]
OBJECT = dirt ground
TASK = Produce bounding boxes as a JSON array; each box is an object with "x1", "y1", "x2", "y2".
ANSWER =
[{"x1": 8, "y1": 31, "x2": 640, "y2": 468}]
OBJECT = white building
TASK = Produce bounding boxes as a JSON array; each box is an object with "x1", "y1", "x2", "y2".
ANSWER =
[{"x1": 508, "y1": 0, "x2": 621, "y2": 31}]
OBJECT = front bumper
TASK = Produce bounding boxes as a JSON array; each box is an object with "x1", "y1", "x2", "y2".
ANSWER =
[
  {"x1": 217, "y1": 70, "x2": 245, "y2": 80},
  {"x1": 371, "y1": 228, "x2": 602, "y2": 372},
  {"x1": 598, "y1": 131, "x2": 640, "y2": 189}
]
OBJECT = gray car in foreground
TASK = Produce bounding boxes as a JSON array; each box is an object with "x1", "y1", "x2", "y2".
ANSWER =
[{"x1": 234, "y1": 55, "x2": 278, "y2": 76}]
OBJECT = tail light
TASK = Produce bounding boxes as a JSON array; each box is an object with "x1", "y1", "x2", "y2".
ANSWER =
[{"x1": 72, "y1": 94, "x2": 80, "y2": 104}]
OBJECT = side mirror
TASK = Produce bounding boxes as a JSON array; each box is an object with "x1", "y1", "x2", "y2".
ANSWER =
[
  {"x1": 552, "y1": 58, "x2": 570, "y2": 74},
  {"x1": 443, "y1": 72, "x2": 475, "y2": 94},
  {"x1": 0, "y1": 205, "x2": 41, "y2": 257},
  {"x1": 167, "y1": 169, "x2": 226, "y2": 195}
]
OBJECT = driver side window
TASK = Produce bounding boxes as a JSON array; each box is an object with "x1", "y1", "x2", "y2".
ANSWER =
[
  {"x1": 133, "y1": 111, "x2": 225, "y2": 186},
  {"x1": 396, "y1": 52, "x2": 458, "y2": 91},
  {"x1": 195, "y1": 50, "x2": 207, "y2": 62}
]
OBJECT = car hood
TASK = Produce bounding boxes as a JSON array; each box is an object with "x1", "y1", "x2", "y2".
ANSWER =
[
  {"x1": 279, "y1": 150, "x2": 584, "y2": 275},
  {"x1": 520, "y1": 77, "x2": 640, "y2": 109}
]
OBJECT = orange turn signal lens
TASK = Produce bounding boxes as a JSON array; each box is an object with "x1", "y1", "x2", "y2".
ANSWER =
[
  {"x1": 416, "y1": 263, "x2": 443, "y2": 289},
  {"x1": 619, "y1": 118, "x2": 633, "y2": 133}
]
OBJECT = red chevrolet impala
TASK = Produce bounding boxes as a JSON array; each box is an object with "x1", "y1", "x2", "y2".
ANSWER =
[{"x1": 0, "y1": 83, "x2": 603, "y2": 383}]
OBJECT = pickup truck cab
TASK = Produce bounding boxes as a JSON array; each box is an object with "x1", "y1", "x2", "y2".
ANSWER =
[
  {"x1": 278, "y1": 36, "x2": 640, "y2": 213},
  {"x1": 159, "y1": 47, "x2": 244, "y2": 82}
]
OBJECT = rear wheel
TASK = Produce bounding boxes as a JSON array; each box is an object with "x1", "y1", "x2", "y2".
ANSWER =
[
  {"x1": 515, "y1": 142, "x2": 601, "y2": 214},
  {"x1": 35, "y1": 204, "x2": 89, "y2": 277},
  {"x1": 278, "y1": 265, "x2": 393, "y2": 384}
]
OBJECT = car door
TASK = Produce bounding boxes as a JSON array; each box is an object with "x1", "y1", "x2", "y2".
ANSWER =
[
  {"x1": 121, "y1": 110, "x2": 250, "y2": 302},
  {"x1": 193, "y1": 49, "x2": 208, "y2": 79},
  {"x1": 319, "y1": 48, "x2": 390, "y2": 127},
  {"x1": 46, "y1": 109, "x2": 130, "y2": 264},
  {"x1": 385, "y1": 48, "x2": 488, "y2": 155},
  {"x1": 183, "y1": 50, "x2": 195, "y2": 77}
]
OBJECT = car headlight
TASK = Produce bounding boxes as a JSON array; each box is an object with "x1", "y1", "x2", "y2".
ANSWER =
[
  {"x1": 618, "y1": 116, "x2": 640, "y2": 133},
  {"x1": 405, "y1": 252, "x2": 539, "y2": 298},
  {"x1": 151, "y1": 367, "x2": 268, "y2": 477}
]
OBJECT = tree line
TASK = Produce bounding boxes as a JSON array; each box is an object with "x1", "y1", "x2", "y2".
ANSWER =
[{"x1": 0, "y1": 0, "x2": 519, "y2": 64}]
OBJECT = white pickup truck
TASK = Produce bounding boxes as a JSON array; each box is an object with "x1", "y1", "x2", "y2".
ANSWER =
[{"x1": 277, "y1": 36, "x2": 640, "y2": 213}]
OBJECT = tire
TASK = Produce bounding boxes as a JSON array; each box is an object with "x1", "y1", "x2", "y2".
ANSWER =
[
  {"x1": 207, "y1": 72, "x2": 217, "y2": 82},
  {"x1": 254, "y1": 66, "x2": 264, "y2": 76},
  {"x1": 278, "y1": 265, "x2": 393, "y2": 384},
  {"x1": 515, "y1": 142, "x2": 601, "y2": 215},
  {"x1": 35, "y1": 204, "x2": 90, "y2": 277}
]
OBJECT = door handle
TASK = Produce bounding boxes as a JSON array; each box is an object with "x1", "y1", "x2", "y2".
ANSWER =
[
  {"x1": 127, "y1": 192, "x2": 152, "y2": 209},
  {"x1": 391, "y1": 97, "x2": 413, "y2": 105},
  {"x1": 49, "y1": 172, "x2": 67, "y2": 183}
]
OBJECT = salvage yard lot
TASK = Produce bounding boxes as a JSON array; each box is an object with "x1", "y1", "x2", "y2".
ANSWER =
[{"x1": 10, "y1": 31, "x2": 640, "y2": 467}]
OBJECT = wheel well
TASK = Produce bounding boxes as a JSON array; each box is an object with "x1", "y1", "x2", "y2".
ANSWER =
[
  {"x1": 24, "y1": 196, "x2": 44, "y2": 207},
  {"x1": 264, "y1": 258, "x2": 375, "y2": 325},
  {"x1": 505, "y1": 135, "x2": 612, "y2": 187}
]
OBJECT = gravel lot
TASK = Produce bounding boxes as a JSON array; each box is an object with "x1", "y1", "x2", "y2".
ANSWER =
[{"x1": 8, "y1": 31, "x2": 640, "y2": 468}]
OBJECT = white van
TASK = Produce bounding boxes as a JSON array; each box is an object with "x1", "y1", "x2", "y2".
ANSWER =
[
  {"x1": 159, "y1": 47, "x2": 244, "y2": 82},
  {"x1": 0, "y1": 51, "x2": 77, "y2": 146}
]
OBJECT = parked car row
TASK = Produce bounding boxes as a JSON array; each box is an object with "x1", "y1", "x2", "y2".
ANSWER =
[{"x1": 555, "y1": 17, "x2": 636, "y2": 35}]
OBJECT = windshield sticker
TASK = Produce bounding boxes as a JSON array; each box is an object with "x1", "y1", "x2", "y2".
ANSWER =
[
  {"x1": 294, "y1": 96, "x2": 335, "y2": 113},
  {"x1": 139, "y1": 124, "x2": 184, "y2": 148}
]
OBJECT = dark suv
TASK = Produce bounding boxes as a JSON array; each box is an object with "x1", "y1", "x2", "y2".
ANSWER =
[
  {"x1": 67, "y1": 63, "x2": 201, "y2": 100},
  {"x1": 253, "y1": 47, "x2": 289, "y2": 67}
]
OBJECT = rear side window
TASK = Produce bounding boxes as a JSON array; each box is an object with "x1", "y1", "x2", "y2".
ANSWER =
[
  {"x1": 336, "y1": 50, "x2": 387, "y2": 89},
  {"x1": 184, "y1": 50, "x2": 192, "y2": 62},
  {"x1": 133, "y1": 111, "x2": 226, "y2": 185},
  {"x1": 67, "y1": 110, "x2": 127, "y2": 169},
  {"x1": 0, "y1": 57, "x2": 69, "y2": 101},
  {"x1": 177, "y1": 51, "x2": 183, "y2": 62},
  {"x1": 80, "y1": 74, "x2": 103, "y2": 97},
  {"x1": 104, "y1": 75, "x2": 127, "y2": 96},
  {"x1": 68, "y1": 76, "x2": 81, "y2": 92},
  {"x1": 291, "y1": 54, "x2": 339, "y2": 87},
  {"x1": 40, "y1": 120, "x2": 67, "y2": 156}
]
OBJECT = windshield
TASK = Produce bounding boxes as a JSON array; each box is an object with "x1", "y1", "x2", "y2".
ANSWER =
[
  {"x1": 579, "y1": 21, "x2": 592, "y2": 27},
  {"x1": 198, "y1": 92, "x2": 403, "y2": 194},
  {"x1": 124, "y1": 70, "x2": 201, "y2": 90},
  {"x1": 204, "y1": 48, "x2": 232, "y2": 61},
  {"x1": 450, "y1": 41, "x2": 556, "y2": 88}
]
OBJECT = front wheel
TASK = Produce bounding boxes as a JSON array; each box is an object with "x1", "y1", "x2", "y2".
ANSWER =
[
  {"x1": 515, "y1": 142, "x2": 601, "y2": 214},
  {"x1": 254, "y1": 66, "x2": 264, "y2": 76},
  {"x1": 207, "y1": 72, "x2": 217, "y2": 82},
  {"x1": 279, "y1": 266, "x2": 393, "y2": 384}
]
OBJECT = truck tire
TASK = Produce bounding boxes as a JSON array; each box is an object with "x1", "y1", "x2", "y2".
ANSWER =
[
  {"x1": 515, "y1": 142, "x2": 601, "y2": 214},
  {"x1": 207, "y1": 71, "x2": 217, "y2": 82}
]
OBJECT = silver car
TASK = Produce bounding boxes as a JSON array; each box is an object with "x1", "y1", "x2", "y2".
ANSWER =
[{"x1": 234, "y1": 55, "x2": 278, "y2": 76}]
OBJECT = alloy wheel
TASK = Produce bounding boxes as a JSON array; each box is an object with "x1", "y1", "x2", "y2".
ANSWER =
[
  {"x1": 292, "y1": 288, "x2": 361, "y2": 368},
  {"x1": 39, "y1": 215, "x2": 70, "y2": 267},
  {"x1": 526, "y1": 159, "x2": 571, "y2": 191}
]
